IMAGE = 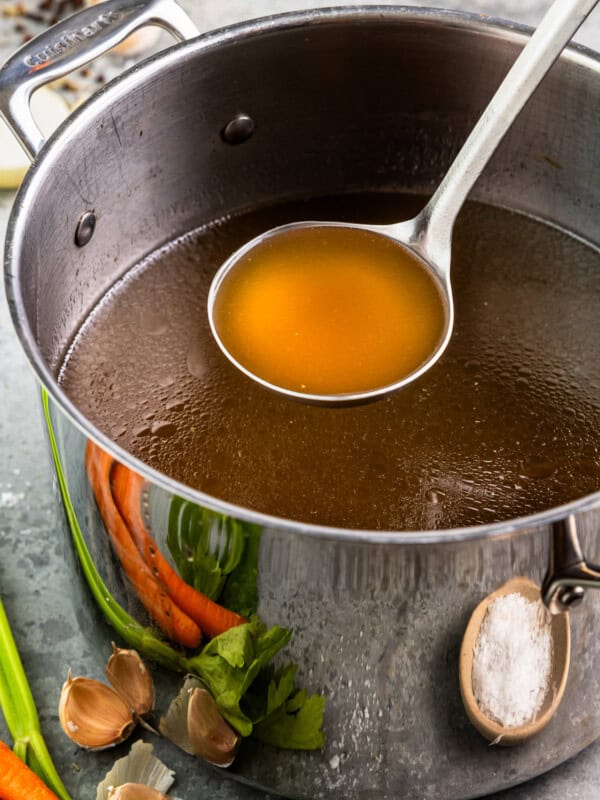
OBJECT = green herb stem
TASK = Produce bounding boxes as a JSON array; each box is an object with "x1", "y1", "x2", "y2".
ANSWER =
[
  {"x1": 43, "y1": 392, "x2": 190, "y2": 673},
  {"x1": 0, "y1": 595, "x2": 71, "y2": 800},
  {"x1": 0, "y1": 598, "x2": 38, "y2": 734}
]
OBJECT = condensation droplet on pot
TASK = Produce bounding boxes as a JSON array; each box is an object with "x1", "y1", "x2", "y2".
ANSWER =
[
  {"x1": 133, "y1": 424, "x2": 152, "y2": 437},
  {"x1": 151, "y1": 421, "x2": 176, "y2": 437},
  {"x1": 464, "y1": 359, "x2": 481, "y2": 373},
  {"x1": 519, "y1": 458, "x2": 557, "y2": 480},
  {"x1": 142, "y1": 311, "x2": 168, "y2": 336},
  {"x1": 166, "y1": 398, "x2": 185, "y2": 411},
  {"x1": 187, "y1": 343, "x2": 208, "y2": 379}
]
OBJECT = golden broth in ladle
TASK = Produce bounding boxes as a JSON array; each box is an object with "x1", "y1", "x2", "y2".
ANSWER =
[{"x1": 212, "y1": 226, "x2": 446, "y2": 395}]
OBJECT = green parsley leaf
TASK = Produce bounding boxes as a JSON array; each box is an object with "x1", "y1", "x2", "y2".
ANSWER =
[
  {"x1": 253, "y1": 691, "x2": 326, "y2": 750},
  {"x1": 188, "y1": 619, "x2": 292, "y2": 736}
]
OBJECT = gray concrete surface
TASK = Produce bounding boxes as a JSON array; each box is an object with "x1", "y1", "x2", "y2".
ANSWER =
[{"x1": 1, "y1": 1, "x2": 600, "y2": 798}]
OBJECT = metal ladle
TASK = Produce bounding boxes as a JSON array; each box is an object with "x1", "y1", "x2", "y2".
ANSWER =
[{"x1": 208, "y1": 0, "x2": 598, "y2": 405}]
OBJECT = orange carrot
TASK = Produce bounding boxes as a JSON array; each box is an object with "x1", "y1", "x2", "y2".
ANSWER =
[
  {"x1": 85, "y1": 441, "x2": 202, "y2": 650},
  {"x1": 0, "y1": 741, "x2": 60, "y2": 800},
  {"x1": 111, "y1": 463, "x2": 246, "y2": 638}
]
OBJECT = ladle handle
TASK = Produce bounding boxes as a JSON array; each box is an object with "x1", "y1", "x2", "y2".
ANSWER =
[
  {"x1": 0, "y1": 0, "x2": 199, "y2": 160},
  {"x1": 415, "y1": 0, "x2": 598, "y2": 269}
]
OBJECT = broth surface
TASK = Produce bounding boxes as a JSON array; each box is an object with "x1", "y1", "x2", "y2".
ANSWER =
[
  {"x1": 59, "y1": 194, "x2": 600, "y2": 530},
  {"x1": 212, "y1": 225, "x2": 446, "y2": 395}
]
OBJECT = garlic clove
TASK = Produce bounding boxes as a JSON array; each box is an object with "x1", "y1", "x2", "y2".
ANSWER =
[
  {"x1": 187, "y1": 687, "x2": 240, "y2": 768},
  {"x1": 97, "y1": 740, "x2": 175, "y2": 800},
  {"x1": 159, "y1": 675, "x2": 204, "y2": 755},
  {"x1": 106, "y1": 643, "x2": 155, "y2": 717},
  {"x1": 107, "y1": 784, "x2": 170, "y2": 800},
  {"x1": 59, "y1": 670, "x2": 136, "y2": 750}
]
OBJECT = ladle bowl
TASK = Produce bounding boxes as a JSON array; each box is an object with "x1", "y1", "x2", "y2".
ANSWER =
[
  {"x1": 208, "y1": 0, "x2": 599, "y2": 405},
  {"x1": 208, "y1": 220, "x2": 454, "y2": 405}
]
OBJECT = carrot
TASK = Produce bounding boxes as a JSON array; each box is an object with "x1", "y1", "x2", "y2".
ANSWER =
[
  {"x1": 111, "y1": 463, "x2": 246, "y2": 638},
  {"x1": 0, "y1": 740, "x2": 60, "y2": 800},
  {"x1": 85, "y1": 441, "x2": 202, "y2": 650}
]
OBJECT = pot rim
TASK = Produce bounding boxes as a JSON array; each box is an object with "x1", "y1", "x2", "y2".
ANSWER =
[{"x1": 5, "y1": 5, "x2": 600, "y2": 545}]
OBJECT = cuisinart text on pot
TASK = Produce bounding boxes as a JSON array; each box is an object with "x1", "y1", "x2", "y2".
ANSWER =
[{"x1": 24, "y1": 10, "x2": 123, "y2": 68}]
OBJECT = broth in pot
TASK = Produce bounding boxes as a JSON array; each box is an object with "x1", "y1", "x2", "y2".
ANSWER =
[{"x1": 59, "y1": 193, "x2": 600, "y2": 530}]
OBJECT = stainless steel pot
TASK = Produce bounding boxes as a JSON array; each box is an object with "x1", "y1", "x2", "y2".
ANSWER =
[{"x1": 3, "y1": 2, "x2": 600, "y2": 797}]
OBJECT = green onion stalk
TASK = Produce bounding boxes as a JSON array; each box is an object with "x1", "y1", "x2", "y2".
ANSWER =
[
  {"x1": 0, "y1": 593, "x2": 71, "y2": 799},
  {"x1": 43, "y1": 391, "x2": 192, "y2": 673}
]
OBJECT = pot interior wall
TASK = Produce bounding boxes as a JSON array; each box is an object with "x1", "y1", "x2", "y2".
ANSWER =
[{"x1": 10, "y1": 11, "x2": 600, "y2": 374}]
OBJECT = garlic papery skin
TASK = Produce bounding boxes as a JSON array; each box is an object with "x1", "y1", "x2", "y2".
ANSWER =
[
  {"x1": 59, "y1": 671, "x2": 136, "y2": 750},
  {"x1": 107, "y1": 783, "x2": 170, "y2": 800},
  {"x1": 97, "y1": 741, "x2": 175, "y2": 800},
  {"x1": 187, "y1": 688, "x2": 241, "y2": 768},
  {"x1": 106, "y1": 644, "x2": 154, "y2": 717}
]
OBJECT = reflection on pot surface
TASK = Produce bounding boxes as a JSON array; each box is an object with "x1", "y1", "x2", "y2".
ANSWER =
[
  {"x1": 82, "y1": 437, "x2": 326, "y2": 761},
  {"x1": 59, "y1": 194, "x2": 600, "y2": 530}
]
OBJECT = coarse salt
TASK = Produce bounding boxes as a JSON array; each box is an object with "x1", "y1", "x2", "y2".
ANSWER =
[{"x1": 472, "y1": 592, "x2": 552, "y2": 727}]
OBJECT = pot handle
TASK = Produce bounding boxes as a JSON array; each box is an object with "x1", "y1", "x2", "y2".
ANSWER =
[
  {"x1": 0, "y1": 0, "x2": 199, "y2": 160},
  {"x1": 542, "y1": 514, "x2": 600, "y2": 613}
]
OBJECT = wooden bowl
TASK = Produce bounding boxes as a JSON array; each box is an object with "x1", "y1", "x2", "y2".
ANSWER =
[{"x1": 459, "y1": 576, "x2": 570, "y2": 746}]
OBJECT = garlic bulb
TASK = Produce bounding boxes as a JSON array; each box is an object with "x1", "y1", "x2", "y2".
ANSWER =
[
  {"x1": 108, "y1": 784, "x2": 170, "y2": 800},
  {"x1": 106, "y1": 644, "x2": 154, "y2": 717},
  {"x1": 187, "y1": 688, "x2": 240, "y2": 767},
  {"x1": 59, "y1": 671, "x2": 135, "y2": 750}
]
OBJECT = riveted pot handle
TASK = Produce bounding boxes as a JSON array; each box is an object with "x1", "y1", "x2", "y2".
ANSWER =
[
  {"x1": 0, "y1": 0, "x2": 198, "y2": 160},
  {"x1": 542, "y1": 514, "x2": 600, "y2": 613}
]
